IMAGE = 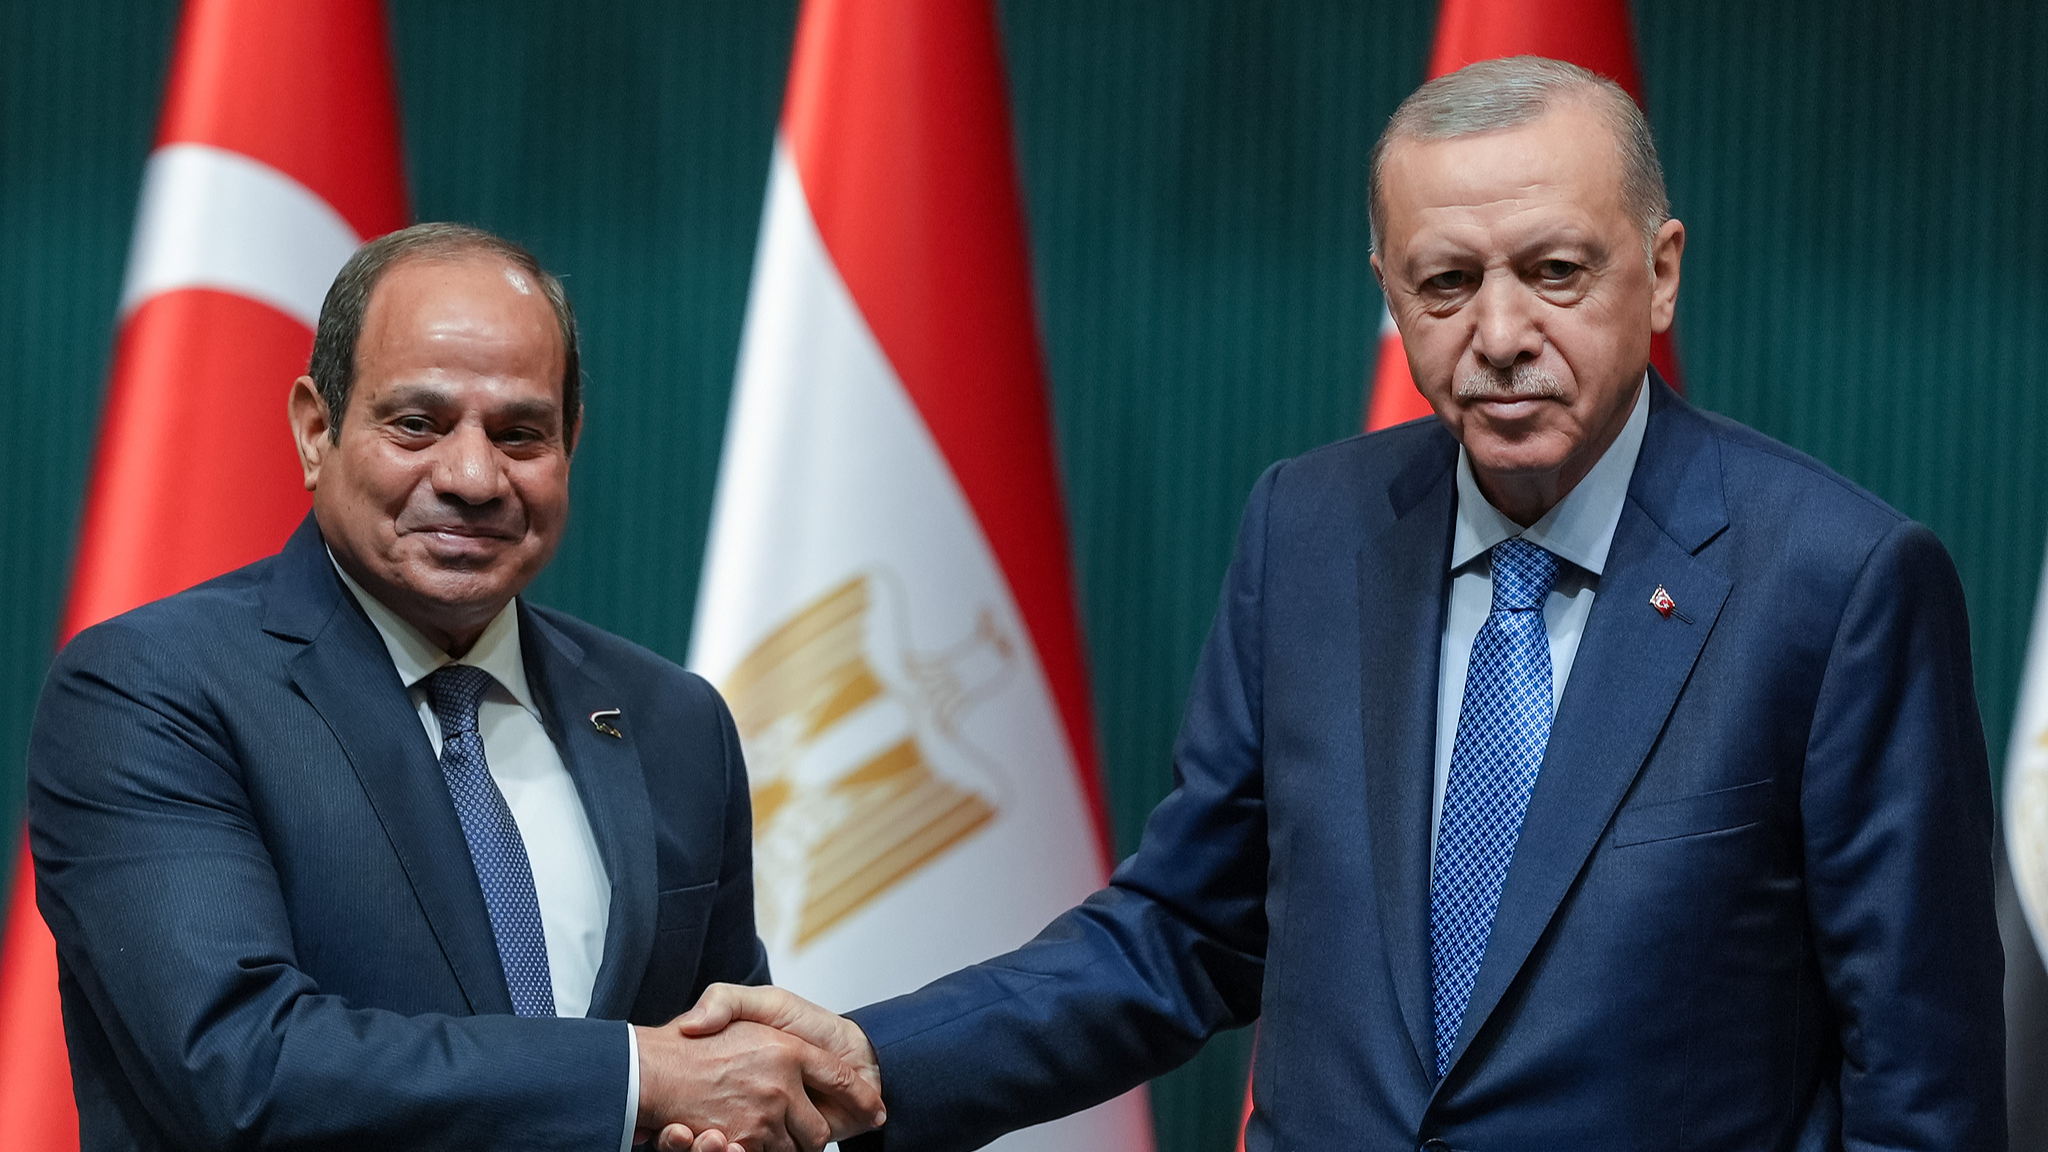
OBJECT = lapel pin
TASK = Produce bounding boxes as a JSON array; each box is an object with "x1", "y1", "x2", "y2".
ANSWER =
[
  {"x1": 589, "y1": 708, "x2": 624, "y2": 739},
  {"x1": 1649, "y1": 585, "x2": 1689, "y2": 622}
]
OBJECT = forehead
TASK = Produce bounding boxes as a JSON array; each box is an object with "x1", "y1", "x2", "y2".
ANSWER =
[
  {"x1": 1378, "y1": 101, "x2": 1630, "y2": 256},
  {"x1": 355, "y1": 254, "x2": 565, "y2": 397}
]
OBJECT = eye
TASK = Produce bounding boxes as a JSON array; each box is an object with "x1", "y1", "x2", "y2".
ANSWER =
[
  {"x1": 1423, "y1": 269, "x2": 1470, "y2": 292},
  {"x1": 1536, "y1": 259, "x2": 1580, "y2": 282},
  {"x1": 394, "y1": 415, "x2": 435, "y2": 436}
]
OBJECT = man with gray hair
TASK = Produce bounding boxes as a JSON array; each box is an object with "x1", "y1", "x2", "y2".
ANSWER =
[{"x1": 673, "y1": 57, "x2": 2005, "y2": 1150}]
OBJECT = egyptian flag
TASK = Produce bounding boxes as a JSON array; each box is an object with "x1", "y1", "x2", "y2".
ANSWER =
[
  {"x1": 0, "y1": 2, "x2": 405, "y2": 1144},
  {"x1": 686, "y1": 1, "x2": 1153, "y2": 1147},
  {"x1": 2004, "y1": 536, "x2": 2048, "y2": 1149},
  {"x1": 1363, "y1": 0, "x2": 1682, "y2": 434}
]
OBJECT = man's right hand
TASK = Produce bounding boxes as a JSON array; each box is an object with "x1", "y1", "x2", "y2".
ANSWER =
[
  {"x1": 633, "y1": 1015, "x2": 883, "y2": 1152},
  {"x1": 648, "y1": 984, "x2": 886, "y2": 1151}
]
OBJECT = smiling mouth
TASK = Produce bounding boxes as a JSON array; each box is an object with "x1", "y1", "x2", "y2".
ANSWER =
[{"x1": 405, "y1": 524, "x2": 521, "y2": 546}]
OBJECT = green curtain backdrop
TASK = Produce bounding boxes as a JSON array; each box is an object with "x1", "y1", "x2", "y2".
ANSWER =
[{"x1": 2, "y1": 3, "x2": 2043, "y2": 1148}]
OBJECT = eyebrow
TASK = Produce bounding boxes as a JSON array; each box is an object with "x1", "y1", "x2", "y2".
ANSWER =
[
  {"x1": 493, "y1": 399, "x2": 562, "y2": 426},
  {"x1": 1400, "y1": 231, "x2": 1612, "y2": 277},
  {"x1": 1517, "y1": 234, "x2": 1609, "y2": 263},
  {"x1": 372, "y1": 385, "x2": 457, "y2": 412},
  {"x1": 374, "y1": 387, "x2": 561, "y2": 425}
]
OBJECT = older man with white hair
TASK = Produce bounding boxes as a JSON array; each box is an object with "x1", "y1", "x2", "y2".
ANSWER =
[{"x1": 673, "y1": 56, "x2": 2006, "y2": 1152}]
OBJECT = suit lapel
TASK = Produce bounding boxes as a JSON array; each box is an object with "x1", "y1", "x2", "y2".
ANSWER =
[
  {"x1": 1436, "y1": 382, "x2": 1733, "y2": 1079},
  {"x1": 520, "y1": 607, "x2": 656, "y2": 1022},
  {"x1": 1358, "y1": 436, "x2": 1459, "y2": 1078},
  {"x1": 268, "y1": 518, "x2": 513, "y2": 1016}
]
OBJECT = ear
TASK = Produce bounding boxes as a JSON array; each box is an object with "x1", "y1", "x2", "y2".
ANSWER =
[
  {"x1": 1648, "y1": 218, "x2": 1686, "y2": 334},
  {"x1": 1370, "y1": 251, "x2": 1386, "y2": 294},
  {"x1": 288, "y1": 377, "x2": 334, "y2": 492},
  {"x1": 566, "y1": 402, "x2": 584, "y2": 457}
]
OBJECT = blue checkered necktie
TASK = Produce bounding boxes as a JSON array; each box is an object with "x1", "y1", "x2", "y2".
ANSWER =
[
  {"x1": 1429, "y1": 538, "x2": 1560, "y2": 1075},
  {"x1": 423, "y1": 664, "x2": 556, "y2": 1017}
]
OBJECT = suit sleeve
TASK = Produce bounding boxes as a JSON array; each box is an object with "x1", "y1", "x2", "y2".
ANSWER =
[
  {"x1": 695, "y1": 676, "x2": 773, "y2": 994},
  {"x1": 1800, "y1": 520, "x2": 2006, "y2": 1150},
  {"x1": 842, "y1": 462, "x2": 1285, "y2": 1152},
  {"x1": 29, "y1": 621, "x2": 629, "y2": 1152}
]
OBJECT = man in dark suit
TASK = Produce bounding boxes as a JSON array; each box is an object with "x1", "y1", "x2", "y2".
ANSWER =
[
  {"x1": 669, "y1": 57, "x2": 2005, "y2": 1152},
  {"x1": 28, "y1": 223, "x2": 880, "y2": 1152}
]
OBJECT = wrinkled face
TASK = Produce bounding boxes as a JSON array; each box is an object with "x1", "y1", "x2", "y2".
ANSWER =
[
  {"x1": 1372, "y1": 98, "x2": 1682, "y2": 520},
  {"x1": 290, "y1": 255, "x2": 575, "y2": 651}
]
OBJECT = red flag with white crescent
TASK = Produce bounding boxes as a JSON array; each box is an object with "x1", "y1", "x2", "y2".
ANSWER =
[
  {"x1": 688, "y1": 1, "x2": 1152, "y2": 1147},
  {"x1": 1364, "y1": 0, "x2": 1680, "y2": 436},
  {"x1": 0, "y1": 2, "x2": 405, "y2": 1144}
]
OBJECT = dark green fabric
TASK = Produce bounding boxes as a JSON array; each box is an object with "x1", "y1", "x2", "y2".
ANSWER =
[{"x1": 3, "y1": 3, "x2": 2043, "y2": 1147}]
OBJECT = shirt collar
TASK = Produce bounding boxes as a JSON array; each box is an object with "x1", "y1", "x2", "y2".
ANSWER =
[
  {"x1": 1450, "y1": 373, "x2": 1649, "y2": 576},
  {"x1": 328, "y1": 549, "x2": 539, "y2": 715}
]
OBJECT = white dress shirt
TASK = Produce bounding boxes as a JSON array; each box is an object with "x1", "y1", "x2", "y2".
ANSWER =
[
  {"x1": 331, "y1": 558, "x2": 640, "y2": 1150},
  {"x1": 1430, "y1": 377, "x2": 1650, "y2": 864}
]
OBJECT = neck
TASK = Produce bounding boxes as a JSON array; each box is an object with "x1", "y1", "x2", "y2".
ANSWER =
[
  {"x1": 1474, "y1": 470, "x2": 1572, "y2": 528},
  {"x1": 429, "y1": 622, "x2": 488, "y2": 660},
  {"x1": 387, "y1": 595, "x2": 500, "y2": 659}
]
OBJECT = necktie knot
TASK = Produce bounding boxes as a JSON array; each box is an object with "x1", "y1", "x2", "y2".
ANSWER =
[
  {"x1": 425, "y1": 664, "x2": 495, "y2": 739},
  {"x1": 1490, "y1": 539, "x2": 1560, "y2": 612}
]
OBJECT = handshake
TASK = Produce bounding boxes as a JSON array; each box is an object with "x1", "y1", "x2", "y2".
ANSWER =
[{"x1": 633, "y1": 984, "x2": 884, "y2": 1152}]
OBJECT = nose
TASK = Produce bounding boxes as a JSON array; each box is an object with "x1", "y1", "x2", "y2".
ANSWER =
[
  {"x1": 1468, "y1": 269, "x2": 1543, "y2": 370},
  {"x1": 431, "y1": 419, "x2": 509, "y2": 505}
]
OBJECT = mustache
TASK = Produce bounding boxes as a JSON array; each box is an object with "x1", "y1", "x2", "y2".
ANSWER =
[
  {"x1": 397, "y1": 507, "x2": 523, "y2": 539},
  {"x1": 1456, "y1": 363, "x2": 1565, "y2": 401}
]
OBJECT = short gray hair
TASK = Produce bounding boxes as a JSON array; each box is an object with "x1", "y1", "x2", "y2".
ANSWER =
[
  {"x1": 307, "y1": 222, "x2": 582, "y2": 447},
  {"x1": 1367, "y1": 56, "x2": 1670, "y2": 258}
]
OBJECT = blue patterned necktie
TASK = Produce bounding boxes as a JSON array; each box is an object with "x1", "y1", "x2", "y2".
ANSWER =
[
  {"x1": 1429, "y1": 538, "x2": 1560, "y2": 1075},
  {"x1": 424, "y1": 664, "x2": 556, "y2": 1017}
]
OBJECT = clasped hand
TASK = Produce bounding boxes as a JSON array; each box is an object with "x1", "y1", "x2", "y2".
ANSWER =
[{"x1": 633, "y1": 984, "x2": 883, "y2": 1152}]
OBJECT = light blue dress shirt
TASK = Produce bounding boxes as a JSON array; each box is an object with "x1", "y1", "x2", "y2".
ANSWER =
[{"x1": 1430, "y1": 376, "x2": 1650, "y2": 863}]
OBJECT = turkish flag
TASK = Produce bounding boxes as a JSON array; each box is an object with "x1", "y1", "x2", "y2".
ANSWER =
[
  {"x1": 1362, "y1": 0, "x2": 1679, "y2": 435},
  {"x1": 0, "y1": 2, "x2": 405, "y2": 1145}
]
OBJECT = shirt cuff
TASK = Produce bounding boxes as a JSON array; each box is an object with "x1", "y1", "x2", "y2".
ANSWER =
[{"x1": 621, "y1": 1023, "x2": 641, "y2": 1152}]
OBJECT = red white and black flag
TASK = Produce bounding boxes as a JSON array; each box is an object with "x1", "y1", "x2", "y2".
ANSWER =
[{"x1": 687, "y1": 2, "x2": 1153, "y2": 1149}]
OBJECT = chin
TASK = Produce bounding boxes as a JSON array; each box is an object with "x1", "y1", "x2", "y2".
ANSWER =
[
  {"x1": 397, "y1": 562, "x2": 519, "y2": 607},
  {"x1": 1463, "y1": 433, "x2": 1573, "y2": 475}
]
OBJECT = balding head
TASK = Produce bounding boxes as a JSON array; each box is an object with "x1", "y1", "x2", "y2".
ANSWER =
[{"x1": 308, "y1": 222, "x2": 583, "y2": 449}]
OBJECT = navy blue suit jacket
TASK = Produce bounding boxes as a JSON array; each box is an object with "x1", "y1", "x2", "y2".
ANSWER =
[
  {"x1": 844, "y1": 383, "x2": 2005, "y2": 1151},
  {"x1": 29, "y1": 516, "x2": 768, "y2": 1150}
]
